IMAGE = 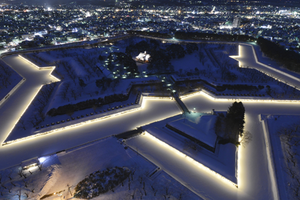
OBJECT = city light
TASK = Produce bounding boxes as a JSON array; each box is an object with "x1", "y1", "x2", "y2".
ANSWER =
[{"x1": 0, "y1": 2, "x2": 299, "y2": 200}]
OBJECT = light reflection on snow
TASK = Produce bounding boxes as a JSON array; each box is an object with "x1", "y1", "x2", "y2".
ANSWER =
[
  {"x1": 140, "y1": 131, "x2": 239, "y2": 188},
  {"x1": 38, "y1": 156, "x2": 47, "y2": 163}
]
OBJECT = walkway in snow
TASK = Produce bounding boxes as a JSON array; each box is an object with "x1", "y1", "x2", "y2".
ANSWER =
[
  {"x1": 231, "y1": 44, "x2": 300, "y2": 89},
  {"x1": 1, "y1": 43, "x2": 300, "y2": 199},
  {"x1": 0, "y1": 55, "x2": 58, "y2": 145}
]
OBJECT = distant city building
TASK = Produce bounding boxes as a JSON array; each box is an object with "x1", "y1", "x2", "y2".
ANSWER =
[
  {"x1": 136, "y1": 51, "x2": 151, "y2": 63},
  {"x1": 232, "y1": 16, "x2": 241, "y2": 28}
]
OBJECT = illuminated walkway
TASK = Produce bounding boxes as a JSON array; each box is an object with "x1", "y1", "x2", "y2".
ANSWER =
[
  {"x1": 0, "y1": 73, "x2": 181, "y2": 169},
  {"x1": 126, "y1": 132, "x2": 240, "y2": 199},
  {"x1": 126, "y1": 93, "x2": 300, "y2": 200},
  {"x1": 184, "y1": 93, "x2": 300, "y2": 199},
  {"x1": 1, "y1": 44, "x2": 300, "y2": 199},
  {"x1": 0, "y1": 56, "x2": 58, "y2": 145},
  {"x1": 231, "y1": 44, "x2": 300, "y2": 89}
]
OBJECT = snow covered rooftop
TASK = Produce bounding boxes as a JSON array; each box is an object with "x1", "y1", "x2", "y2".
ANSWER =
[
  {"x1": 168, "y1": 114, "x2": 218, "y2": 148},
  {"x1": 136, "y1": 51, "x2": 151, "y2": 62}
]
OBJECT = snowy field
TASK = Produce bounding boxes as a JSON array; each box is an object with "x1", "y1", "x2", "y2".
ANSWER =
[
  {"x1": 263, "y1": 115, "x2": 300, "y2": 200},
  {"x1": 181, "y1": 92, "x2": 300, "y2": 199},
  {"x1": 0, "y1": 97, "x2": 181, "y2": 169},
  {"x1": 168, "y1": 114, "x2": 217, "y2": 148},
  {"x1": 136, "y1": 112, "x2": 237, "y2": 184},
  {"x1": 126, "y1": 131, "x2": 238, "y2": 200},
  {"x1": 0, "y1": 59, "x2": 23, "y2": 102},
  {"x1": 0, "y1": 137, "x2": 199, "y2": 200},
  {"x1": 2, "y1": 37, "x2": 300, "y2": 199},
  {"x1": 5, "y1": 38, "x2": 300, "y2": 144}
]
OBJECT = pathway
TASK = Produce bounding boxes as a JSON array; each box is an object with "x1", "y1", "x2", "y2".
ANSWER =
[
  {"x1": 126, "y1": 93, "x2": 300, "y2": 200},
  {"x1": 1, "y1": 43, "x2": 300, "y2": 199},
  {"x1": 231, "y1": 44, "x2": 300, "y2": 89},
  {"x1": 0, "y1": 55, "x2": 58, "y2": 145},
  {"x1": 172, "y1": 92, "x2": 190, "y2": 114}
]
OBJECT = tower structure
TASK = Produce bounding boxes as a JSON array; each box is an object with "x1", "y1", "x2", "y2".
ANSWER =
[{"x1": 232, "y1": 16, "x2": 241, "y2": 28}]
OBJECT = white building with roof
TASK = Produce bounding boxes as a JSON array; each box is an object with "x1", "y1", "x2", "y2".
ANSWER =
[{"x1": 136, "y1": 51, "x2": 151, "y2": 63}]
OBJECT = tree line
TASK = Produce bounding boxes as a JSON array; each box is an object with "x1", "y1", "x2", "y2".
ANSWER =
[
  {"x1": 217, "y1": 101, "x2": 245, "y2": 145},
  {"x1": 106, "y1": 52, "x2": 139, "y2": 76},
  {"x1": 175, "y1": 31, "x2": 256, "y2": 42},
  {"x1": 128, "y1": 30, "x2": 172, "y2": 39},
  {"x1": 216, "y1": 84, "x2": 265, "y2": 92},
  {"x1": 125, "y1": 39, "x2": 194, "y2": 74},
  {"x1": 47, "y1": 93, "x2": 128, "y2": 117},
  {"x1": 278, "y1": 123, "x2": 300, "y2": 198},
  {"x1": 0, "y1": 60, "x2": 15, "y2": 90},
  {"x1": 257, "y1": 37, "x2": 300, "y2": 73}
]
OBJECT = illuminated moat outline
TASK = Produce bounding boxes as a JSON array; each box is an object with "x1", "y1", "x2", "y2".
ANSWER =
[{"x1": 1, "y1": 41, "x2": 300, "y2": 199}]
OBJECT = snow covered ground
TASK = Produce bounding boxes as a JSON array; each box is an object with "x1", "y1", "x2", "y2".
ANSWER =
[
  {"x1": 262, "y1": 115, "x2": 300, "y2": 200},
  {"x1": 126, "y1": 131, "x2": 238, "y2": 200},
  {"x1": 231, "y1": 44, "x2": 300, "y2": 90},
  {"x1": 168, "y1": 114, "x2": 217, "y2": 148},
  {"x1": 0, "y1": 96, "x2": 181, "y2": 169},
  {"x1": 0, "y1": 137, "x2": 199, "y2": 200},
  {"x1": 2, "y1": 38, "x2": 300, "y2": 199},
  {"x1": 6, "y1": 39, "x2": 300, "y2": 145},
  {"x1": 134, "y1": 112, "x2": 238, "y2": 184},
  {"x1": 0, "y1": 55, "x2": 59, "y2": 145},
  {"x1": 0, "y1": 59, "x2": 23, "y2": 102}
]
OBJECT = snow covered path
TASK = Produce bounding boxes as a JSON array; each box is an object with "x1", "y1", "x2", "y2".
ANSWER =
[
  {"x1": 126, "y1": 132, "x2": 241, "y2": 200},
  {"x1": 126, "y1": 93, "x2": 300, "y2": 200},
  {"x1": 0, "y1": 55, "x2": 58, "y2": 145},
  {"x1": 1, "y1": 43, "x2": 300, "y2": 199},
  {"x1": 183, "y1": 94, "x2": 300, "y2": 199},
  {"x1": 0, "y1": 95, "x2": 181, "y2": 169},
  {"x1": 231, "y1": 44, "x2": 300, "y2": 89}
]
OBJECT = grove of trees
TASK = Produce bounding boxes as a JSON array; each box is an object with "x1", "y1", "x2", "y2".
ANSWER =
[
  {"x1": 47, "y1": 93, "x2": 128, "y2": 117},
  {"x1": 175, "y1": 31, "x2": 256, "y2": 42},
  {"x1": 278, "y1": 124, "x2": 300, "y2": 198},
  {"x1": 0, "y1": 60, "x2": 20, "y2": 93},
  {"x1": 218, "y1": 101, "x2": 245, "y2": 145},
  {"x1": 257, "y1": 37, "x2": 300, "y2": 73}
]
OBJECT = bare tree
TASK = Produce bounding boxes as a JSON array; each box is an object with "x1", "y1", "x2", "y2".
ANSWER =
[
  {"x1": 71, "y1": 89, "x2": 77, "y2": 100},
  {"x1": 38, "y1": 163, "x2": 43, "y2": 171},
  {"x1": 67, "y1": 184, "x2": 73, "y2": 196},
  {"x1": 67, "y1": 110, "x2": 74, "y2": 118},
  {"x1": 162, "y1": 184, "x2": 171, "y2": 200},
  {"x1": 278, "y1": 123, "x2": 300, "y2": 199},
  {"x1": 24, "y1": 192, "x2": 29, "y2": 198},
  {"x1": 182, "y1": 139, "x2": 202, "y2": 155},
  {"x1": 22, "y1": 179, "x2": 28, "y2": 188},
  {"x1": 18, "y1": 169, "x2": 23, "y2": 178},
  {"x1": 18, "y1": 120, "x2": 26, "y2": 130},
  {"x1": 29, "y1": 119, "x2": 36, "y2": 126},
  {"x1": 240, "y1": 130, "x2": 252, "y2": 148},
  {"x1": 151, "y1": 185, "x2": 158, "y2": 196},
  {"x1": 8, "y1": 170, "x2": 13, "y2": 181},
  {"x1": 17, "y1": 189, "x2": 22, "y2": 200},
  {"x1": 61, "y1": 83, "x2": 70, "y2": 100}
]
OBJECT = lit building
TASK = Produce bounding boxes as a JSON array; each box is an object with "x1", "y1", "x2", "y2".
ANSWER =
[
  {"x1": 233, "y1": 16, "x2": 241, "y2": 28},
  {"x1": 136, "y1": 51, "x2": 151, "y2": 63}
]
